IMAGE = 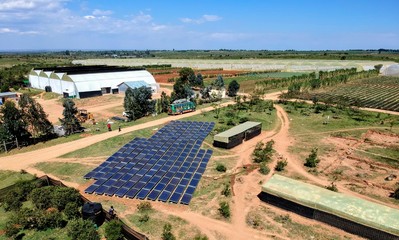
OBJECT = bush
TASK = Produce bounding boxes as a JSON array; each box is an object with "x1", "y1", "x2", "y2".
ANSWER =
[
  {"x1": 326, "y1": 183, "x2": 338, "y2": 192},
  {"x1": 218, "y1": 201, "x2": 231, "y2": 219},
  {"x1": 162, "y1": 223, "x2": 176, "y2": 240},
  {"x1": 5, "y1": 221, "x2": 21, "y2": 238},
  {"x1": 29, "y1": 186, "x2": 53, "y2": 210},
  {"x1": 194, "y1": 234, "x2": 209, "y2": 240},
  {"x1": 64, "y1": 202, "x2": 81, "y2": 220},
  {"x1": 51, "y1": 186, "x2": 82, "y2": 211},
  {"x1": 221, "y1": 184, "x2": 231, "y2": 197},
  {"x1": 138, "y1": 214, "x2": 150, "y2": 223},
  {"x1": 252, "y1": 140, "x2": 274, "y2": 163},
  {"x1": 304, "y1": 148, "x2": 320, "y2": 168},
  {"x1": 104, "y1": 220, "x2": 123, "y2": 240},
  {"x1": 137, "y1": 201, "x2": 152, "y2": 212},
  {"x1": 275, "y1": 160, "x2": 288, "y2": 171},
  {"x1": 3, "y1": 191, "x2": 23, "y2": 211},
  {"x1": 216, "y1": 163, "x2": 227, "y2": 172},
  {"x1": 67, "y1": 218, "x2": 100, "y2": 240},
  {"x1": 392, "y1": 187, "x2": 399, "y2": 200},
  {"x1": 259, "y1": 162, "x2": 270, "y2": 175}
]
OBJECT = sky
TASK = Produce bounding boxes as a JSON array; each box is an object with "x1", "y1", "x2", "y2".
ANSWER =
[{"x1": 0, "y1": 0, "x2": 398, "y2": 51}]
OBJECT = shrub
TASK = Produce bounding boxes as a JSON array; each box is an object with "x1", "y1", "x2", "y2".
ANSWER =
[
  {"x1": 194, "y1": 234, "x2": 209, "y2": 240},
  {"x1": 67, "y1": 218, "x2": 100, "y2": 240},
  {"x1": 64, "y1": 202, "x2": 81, "y2": 220},
  {"x1": 218, "y1": 201, "x2": 231, "y2": 219},
  {"x1": 275, "y1": 160, "x2": 288, "y2": 171},
  {"x1": 304, "y1": 148, "x2": 320, "y2": 168},
  {"x1": 3, "y1": 191, "x2": 23, "y2": 211},
  {"x1": 392, "y1": 187, "x2": 399, "y2": 200},
  {"x1": 138, "y1": 214, "x2": 150, "y2": 223},
  {"x1": 252, "y1": 140, "x2": 274, "y2": 163},
  {"x1": 104, "y1": 220, "x2": 123, "y2": 240},
  {"x1": 221, "y1": 184, "x2": 231, "y2": 197},
  {"x1": 216, "y1": 163, "x2": 227, "y2": 172},
  {"x1": 51, "y1": 186, "x2": 82, "y2": 211},
  {"x1": 29, "y1": 186, "x2": 53, "y2": 210},
  {"x1": 326, "y1": 183, "x2": 338, "y2": 192},
  {"x1": 259, "y1": 162, "x2": 270, "y2": 175},
  {"x1": 137, "y1": 201, "x2": 152, "y2": 212},
  {"x1": 162, "y1": 223, "x2": 176, "y2": 240},
  {"x1": 5, "y1": 221, "x2": 21, "y2": 238}
]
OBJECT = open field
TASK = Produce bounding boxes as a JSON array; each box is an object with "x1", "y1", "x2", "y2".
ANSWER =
[{"x1": 73, "y1": 58, "x2": 396, "y2": 71}]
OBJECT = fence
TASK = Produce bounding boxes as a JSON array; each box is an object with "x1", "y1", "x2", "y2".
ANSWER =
[{"x1": 1, "y1": 175, "x2": 148, "y2": 240}]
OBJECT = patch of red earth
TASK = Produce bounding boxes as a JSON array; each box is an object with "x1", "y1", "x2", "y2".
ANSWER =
[{"x1": 151, "y1": 69, "x2": 247, "y2": 83}]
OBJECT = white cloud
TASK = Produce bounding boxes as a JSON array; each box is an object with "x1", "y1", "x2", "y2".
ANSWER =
[
  {"x1": 0, "y1": 0, "x2": 64, "y2": 11},
  {"x1": 84, "y1": 15, "x2": 96, "y2": 20},
  {"x1": 92, "y1": 9, "x2": 113, "y2": 16},
  {"x1": 0, "y1": 27, "x2": 17, "y2": 33},
  {"x1": 132, "y1": 11, "x2": 152, "y2": 23},
  {"x1": 180, "y1": 14, "x2": 222, "y2": 24}
]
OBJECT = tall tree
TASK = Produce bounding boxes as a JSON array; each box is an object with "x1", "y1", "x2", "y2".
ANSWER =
[
  {"x1": 19, "y1": 94, "x2": 54, "y2": 139},
  {"x1": 195, "y1": 73, "x2": 204, "y2": 87},
  {"x1": 0, "y1": 101, "x2": 31, "y2": 144},
  {"x1": 227, "y1": 80, "x2": 240, "y2": 97},
  {"x1": 124, "y1": 87, "x2": 155, "y2": 121},
  {"x1": 213, "y1": 75, "x2": 225, "y2": 89},
  {"x1": 160, "y1": 91, "x2": 170, "y2": 113},
  {"x1": 178, "y1": 67, "x2": 195, "y2": 84},
  {"x1": 59, "y1": 99, "x2": 81, "y2": 135}
]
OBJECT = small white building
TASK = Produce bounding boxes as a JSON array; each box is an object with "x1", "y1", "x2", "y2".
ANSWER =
[{"x1": 29, "y1": 66, "x2": 158, "y2": 98}]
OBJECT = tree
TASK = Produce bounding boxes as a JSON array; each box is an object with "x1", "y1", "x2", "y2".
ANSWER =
[
  {"x1": 213, "y1": 75, "x2": 225, "y2": 90},
  {"x1": 160, "y1": 91, "x2": 170, "y2": 113},
  {"x1": 227, "y1": 80, "x2": 240, "y2": 97},
  {"x1": 124, "y1": 87, "x2": 155, "y2": 121},
  {"x1": 304, "y1": 148, "x2": 319, "y2": 168},
  {"x1": 374, "y1": 64, "x2": 383, "y2": 72},
  {"x1": 195, "y1": 73, "x2": 204, "y2": 87},
  {"x1": 162, "y1": 223, "x2": 176, "y2": 240},
  {"x1": 19, "y1": 94, "x2": 55, "y2": 140},
  {"x1": 0, "y1": 100, "x2": 31, "y2": 145},
  {"x1": 64, "y1": 202, "x2": 81, "y2": 220},
  {"x1": 259, "y1": 162, "x2": 270, "y2": 175},
  {"x1": 59, "y1": 99, "x2": 81, "y2": 135},
  {"x1": 171, "y1": 78, "x2": 193, "y2": 101},
  {"x1": 104, "y1": 220, "x2": 123, "y2": 240},
  {"x1": 200, "y1": 86, "x2": 211, "y2": 99},
  {"x1": 178, "y1": 67, "x2": 195, "y2": 84},
  {"x1": 67, "y1": 219, "x2": 100, "y2": 240}
]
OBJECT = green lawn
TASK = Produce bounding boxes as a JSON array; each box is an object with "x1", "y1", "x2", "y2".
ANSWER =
[
  {"x1": 34, "y1": 162, "x2": 94, "y2": 184},
  {"x1": 0, "y1": 170, "x2": 35, "y2": 189}
]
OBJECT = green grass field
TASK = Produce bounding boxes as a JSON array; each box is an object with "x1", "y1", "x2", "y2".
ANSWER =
[
  {"x1": 34, "y1": 162, "x2": 94, "y2": 184},
  {"x1": 0, "y1": 170, "x2": 35, "y2": 189}
]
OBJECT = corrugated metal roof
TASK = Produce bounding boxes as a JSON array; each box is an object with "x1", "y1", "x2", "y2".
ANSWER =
[
  {"x1": 214, "y1": 121, "x2": 261, "y2": 143},
  {"x1": 262, "y1": 174, "x2": 399, "y2": 236},
  {"x1": 0, "y1": 92, "x2": 18, "y2": 97}
]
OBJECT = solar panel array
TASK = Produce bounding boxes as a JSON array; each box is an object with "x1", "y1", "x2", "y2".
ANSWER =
[{"x1": 84, "y1": 121, "x2": 214, "y2": 205}]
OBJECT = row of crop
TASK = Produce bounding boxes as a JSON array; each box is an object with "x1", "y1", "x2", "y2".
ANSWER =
[
  {"x1": 301, "y1": 85, "x2": 399, "y2": 111},
  {"x1": 319, "y1": 68, "x2": 357, "y2": 80}
]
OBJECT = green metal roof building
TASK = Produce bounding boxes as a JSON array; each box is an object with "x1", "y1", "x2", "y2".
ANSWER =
[
  {"x1": 261, "y1": 174, "x2": 399, "y2": 240},
  {"x1": 213, "y1": 121, "x2": 262, "y2": 149}
]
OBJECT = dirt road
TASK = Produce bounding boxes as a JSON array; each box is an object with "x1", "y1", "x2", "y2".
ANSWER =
[{"x1": 0, "y1": 102, "x2": 233, "y2": 171}]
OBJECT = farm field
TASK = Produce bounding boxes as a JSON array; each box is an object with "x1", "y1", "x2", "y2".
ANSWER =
[
  {"x1": 297, "y1": 76, "x2": 399, "y2": 112},
  {"x1": 73, "y1": 58, "x2": 396, "y2": 72}
]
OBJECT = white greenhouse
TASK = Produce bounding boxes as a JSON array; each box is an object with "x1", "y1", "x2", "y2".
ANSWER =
[{"x1": 29, "y1": 66, "x2": 159, "y2": 98}]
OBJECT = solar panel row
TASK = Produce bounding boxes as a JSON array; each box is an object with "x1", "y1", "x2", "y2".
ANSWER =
[{"x1": 84, "y1": 121, "x2": 214, "y2": 204}]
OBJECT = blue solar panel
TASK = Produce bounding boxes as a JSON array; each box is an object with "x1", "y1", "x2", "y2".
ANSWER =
[{"x1": 84, "y1": 120, "x2": 214, "y2": 204}]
